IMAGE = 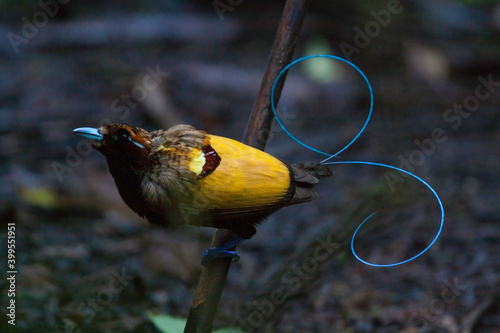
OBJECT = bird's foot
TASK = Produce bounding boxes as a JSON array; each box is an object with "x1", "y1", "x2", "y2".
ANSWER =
[
  {"x1": 200, "y1": 237, "x2": 245, "y2": 265},
  {"x1": 201, "y1": 249, "x2": 240, "y2": 265}
]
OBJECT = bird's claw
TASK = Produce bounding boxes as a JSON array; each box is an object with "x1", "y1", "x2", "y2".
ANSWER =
[
  {"x1": 201, "y1": 248, "x2": 240, "y2": 265},
  {"x1": 219, "y1": 251, "x2": 240, "y2": 262}
]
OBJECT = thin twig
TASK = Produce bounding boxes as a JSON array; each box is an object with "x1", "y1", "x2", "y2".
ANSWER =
[
  {"x1": 461, "y1": 296, "x2": 494, "y2": 333},
  {"x1": 184, "y1": 1, "x2": 310, "y2": 332}
]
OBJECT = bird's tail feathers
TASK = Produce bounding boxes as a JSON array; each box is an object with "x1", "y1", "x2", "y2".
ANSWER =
[
  {"x1": 292, "y1": 163, "x2": 332, "y2": 182},
  {"x1": 288, "y1": 163, "x2": 332, "y2": 205}
]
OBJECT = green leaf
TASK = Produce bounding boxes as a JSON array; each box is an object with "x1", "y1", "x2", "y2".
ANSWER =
[
  {"x1": 147, "y1": 312, "x2": 187, "y2": 333},
  {"x1": 147, "y1": 312, "x2": 246, "y2": 333},
  {"x1": 214, "y1": 328, "x2": 246, "y2": 333},
  {"x1": 303, "y1": 35, "x2": 343, "y2": 83},
  {"x1": 20, "y1": 187, "x2": 57, "y2": 209}
]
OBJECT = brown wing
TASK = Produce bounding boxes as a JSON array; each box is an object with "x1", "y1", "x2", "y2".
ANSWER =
[{"x1": 141, "y1": 125, "x2": 210, "y2": 209}]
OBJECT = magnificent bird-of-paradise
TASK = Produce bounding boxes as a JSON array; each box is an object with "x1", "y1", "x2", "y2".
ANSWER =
[{"x1": 73, "y1": 123, "x2": 330, "y2": 263}]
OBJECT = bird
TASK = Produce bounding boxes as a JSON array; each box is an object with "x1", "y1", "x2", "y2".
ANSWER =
[{"x1": 73, "y1": 123, "x2": 331, "y2": 263}]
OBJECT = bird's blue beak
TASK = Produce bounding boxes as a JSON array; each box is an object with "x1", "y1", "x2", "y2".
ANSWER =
[{"x1": 72, "y1": 127, "x2": 103, "y2": 142}]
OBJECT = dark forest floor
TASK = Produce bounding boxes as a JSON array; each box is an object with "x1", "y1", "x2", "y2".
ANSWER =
[{"x1": 1, "y1": 1, "x2": 500, "y2": 332}]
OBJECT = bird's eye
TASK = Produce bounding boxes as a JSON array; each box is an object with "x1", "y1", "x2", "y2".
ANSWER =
[
  {"x1": 113, "y1": 129, "x2": 131, "y2": 141},
  {"x1": 110, "y1": 129, "x2": 145, "y2": 149}
]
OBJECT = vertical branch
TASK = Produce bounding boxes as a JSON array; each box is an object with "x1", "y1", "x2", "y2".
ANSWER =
[
  {"x1": 184, "y1": 1, "x2": 310, "y2": 332},
  {"x1": 243, "y1": 0, "x2": 310, "y2": 150}
]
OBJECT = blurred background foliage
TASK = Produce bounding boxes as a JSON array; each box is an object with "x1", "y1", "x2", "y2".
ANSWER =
[{"x1": 0, "y1": 0, "x2": 499, "y2": 332}]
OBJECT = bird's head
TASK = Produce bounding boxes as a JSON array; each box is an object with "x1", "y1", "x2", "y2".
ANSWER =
[{"x1": 73, "y1": 124, "x2": 151, "y2": 161}]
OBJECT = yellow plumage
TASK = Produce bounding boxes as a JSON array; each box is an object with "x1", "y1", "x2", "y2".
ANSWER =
[
  {"x1": 188, "y1": 148, "x2": 205, "y2": 175},
  {"x1": 193, "y1": 135, "x2": 291, "y2": 210},
  {"x1": 73, "y1": 123, "x2": 329, "y2": 238}
]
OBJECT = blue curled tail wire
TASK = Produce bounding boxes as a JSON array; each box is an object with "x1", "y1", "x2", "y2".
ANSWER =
[
  {"x1": 321, "y1": 161, "x2": 445, "y2": 267},
  {"x1": 271, "y1": 55, "x2": 373, "y2": 160},
  {"x1": 271, "y1": 54, "x2": 445, "y2": 267}
]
